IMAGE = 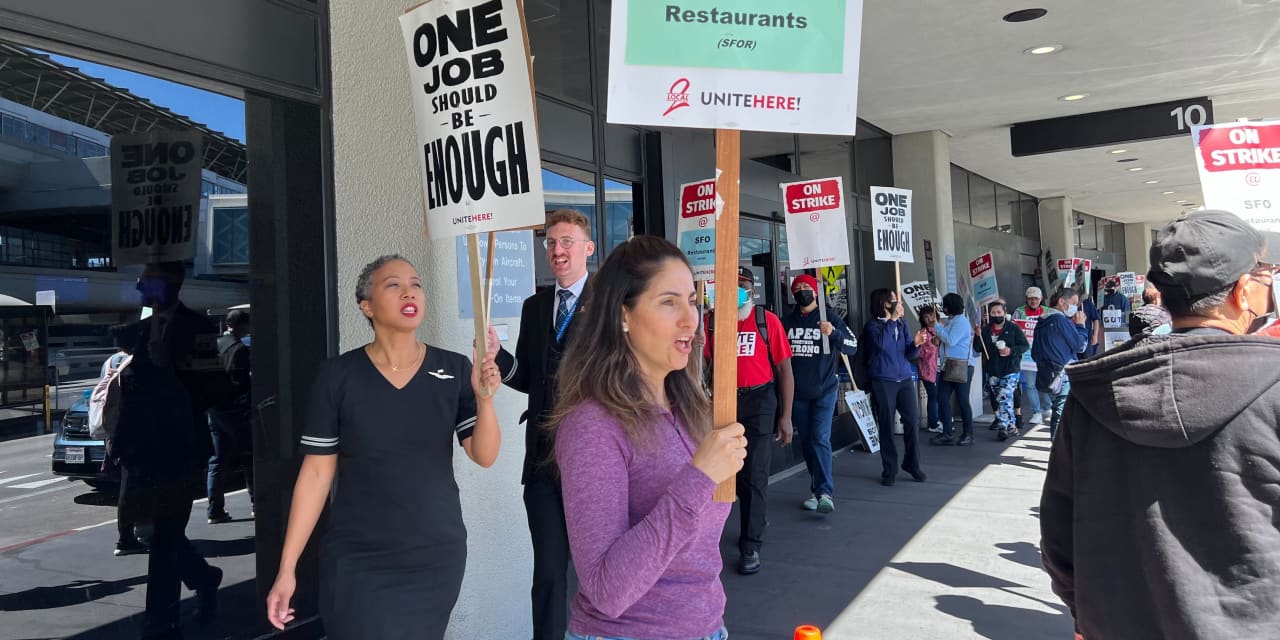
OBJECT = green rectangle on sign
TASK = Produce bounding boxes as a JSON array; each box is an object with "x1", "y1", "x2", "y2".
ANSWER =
[{"x1": 625, "y1": 0, "x2": 846, "y2": 74}]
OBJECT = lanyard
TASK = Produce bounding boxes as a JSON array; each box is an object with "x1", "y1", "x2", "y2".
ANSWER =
[{"x1": 555, "y1": 297, "x2": 579, "y2": 343}]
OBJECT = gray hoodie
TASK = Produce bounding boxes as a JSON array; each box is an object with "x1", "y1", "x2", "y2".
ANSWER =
[{"x1": 1042, "y1": 332, "x2": 1280, "y2": 639}]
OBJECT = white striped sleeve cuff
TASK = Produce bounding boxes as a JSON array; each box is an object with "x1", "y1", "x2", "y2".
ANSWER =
[
  {"x1": 300, "y1": 435, "x2": 339, "y2": 450},
  {"x1": 455, "y1": 416, "x2": 478, "y2": 443},
  {"x1": 502, "y1": 358, "x2": 518, "y2": 383}
]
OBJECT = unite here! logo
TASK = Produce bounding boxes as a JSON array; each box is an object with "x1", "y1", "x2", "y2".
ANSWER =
[{"x1": 664, "y1": 78, "x2": 691, "y2": 117}]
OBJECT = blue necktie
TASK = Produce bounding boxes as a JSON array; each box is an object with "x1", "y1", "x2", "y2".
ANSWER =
[{"x1": 555, "y1": 289, "x2": 573, "y2": 335}]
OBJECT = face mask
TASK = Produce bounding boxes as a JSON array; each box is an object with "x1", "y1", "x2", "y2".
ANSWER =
[
  {"x1": 1066, "y1": 304, "x2": 1079, "y2": 316},
  {"x1": 794, "y1": 290, "x2": 815, "y2": 307},
  {"x1": 738, "y1": 287, "x2": 751, "y2": 308},
  {"x1": 991, "y1": 315, "x2": 1006, "y2": 325}
]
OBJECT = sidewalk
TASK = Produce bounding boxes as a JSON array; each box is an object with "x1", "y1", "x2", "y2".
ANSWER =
[
  {"x1": 0, "y1": 491, "x2": 264, "y2": 640},
  {"x1": 721, "y1": 421, "x2": 1073, "y2": 640}
]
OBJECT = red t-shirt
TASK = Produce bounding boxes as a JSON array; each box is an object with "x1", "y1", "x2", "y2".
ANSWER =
[
  {"x1": 704, "y1": 309, "x2": 793, "y2": 388},
  {"x1": 1023, "y1": 306, "x2": 1045, "y2": 319}
]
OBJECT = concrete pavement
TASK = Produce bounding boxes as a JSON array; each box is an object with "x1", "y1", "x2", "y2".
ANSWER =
[{"x1": 721, "y1": 422, "x2": 1073, "y2": 640}]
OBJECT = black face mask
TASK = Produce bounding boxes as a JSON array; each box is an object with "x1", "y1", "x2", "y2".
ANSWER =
[
  {"x1": 794, "y1": 290, "x2": 815, "y2": 307},
  {"x1": 991, "y1": 316, "x2": 1006, "y2": 325}
]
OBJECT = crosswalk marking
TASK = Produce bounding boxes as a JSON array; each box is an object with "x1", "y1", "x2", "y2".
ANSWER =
[
  {"x1": 11, "y1": 478, "x2": 66, "y2": 490},
  {"x1": 0, "y1": 473, "x2": 41, "y2": 486}
]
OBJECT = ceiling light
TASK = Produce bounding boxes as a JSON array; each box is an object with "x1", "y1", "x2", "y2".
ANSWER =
[
  {"x1": 1003, "y1": 8, "x2": 1049, "y2": 22},
  {"x1": 1176, "y1": 200, "x2": 1189, "y2": 203},
  {"x1": 1024, "y1": 45, "x2": 1063, "y2": 55},
  {"x1": 1162, "y1": 191, "x2": 1175, "y2": 195},
  {"x1": 1059, "y1": 93, "x2": 1089, "y2": 102},
  {"x1": 1145, "y1": 180, "x2": 1160, "y2": 184},
  {"x1": 1128, "y1": 167, "x2": 1144, "y2": 172},
  {"x1": 1109, "y1": 149, "x2": 1128, "y2": 154}
]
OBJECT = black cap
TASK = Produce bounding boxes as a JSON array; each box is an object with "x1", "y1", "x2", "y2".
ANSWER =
[
  {"x1": 1147, "y1": 210, "x2": 1264, "y2": 300},
  {"x1": 737, "y1": 266, "x2": 755, "y2": 284}
]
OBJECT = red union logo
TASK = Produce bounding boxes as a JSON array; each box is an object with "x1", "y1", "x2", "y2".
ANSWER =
[
  {"x1": 698, "y1": 217, "x2": 708, "y2": 228},
  {"x1": 809, "y1": 213, "x2": 821, "y2": 222},
  {"x1": 663, "y1": 78, "x2": 692, "y2": 117}
]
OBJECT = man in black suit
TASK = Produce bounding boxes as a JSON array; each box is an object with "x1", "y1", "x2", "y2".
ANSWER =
[{"x1": 496, "y1": 208, "x2": 594, "y2": 640}]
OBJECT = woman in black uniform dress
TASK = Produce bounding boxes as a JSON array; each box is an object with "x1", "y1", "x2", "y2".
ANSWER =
[{"x1": 266, "y1": 255, "x2": 503, "y2": 639}]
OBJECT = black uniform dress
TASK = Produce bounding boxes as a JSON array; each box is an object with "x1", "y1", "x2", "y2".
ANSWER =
[{"x1": 299, "y1": 345, "x2": 477, "y2": 639}]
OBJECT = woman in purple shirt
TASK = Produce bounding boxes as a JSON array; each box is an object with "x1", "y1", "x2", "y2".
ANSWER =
[{"x1": 552, "y1": 236, "x2": 747, "y2": 640}]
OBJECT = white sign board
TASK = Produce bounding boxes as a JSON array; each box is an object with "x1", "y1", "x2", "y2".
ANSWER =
[
  {"x1": 400, "y1": 0, "x2": 545, "y2": 238},
  {"x1": 110, "y1": 130, "x2": 203, "y2": 266},
  {"x1": 781, "y1": 177, "x2": 851, "y2": 270},
  {"x1": 677, "y1": 177, "x2": 720, "y2": 281},
  {"x1": 901, "y1": 280, "x2": 938, "y2": 321},
  {"x1": 969, "y1": 252, "x2": 999, "y2": 307},
  {"x1": 844, "y1": 389, "x2": 879, "y2": 454},
  {"x1": 1118, "y1": 272, "x2": 1141, "y2": 297},
  {"x1": 605, "y1": 0, "x2": 863, "y2": 135},
  {"x1": 1012, "y1": 318, "x2": 1037, "y2": 372},
  {"x1": 870, "y1": 186, "x2": 913, "y2": 263},
  {"x1": 1192, "y1": 121, "x2": 1280, "y2": 231}
]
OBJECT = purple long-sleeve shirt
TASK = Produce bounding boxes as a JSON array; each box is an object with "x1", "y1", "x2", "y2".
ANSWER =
[{"x1": 556, "y1": 400, "x2": 731, "y2": 640}]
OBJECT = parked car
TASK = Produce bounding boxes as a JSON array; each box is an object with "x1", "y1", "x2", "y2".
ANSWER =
[{"x1": 51, "y1": 389, "x2": 117, "y2": 491}]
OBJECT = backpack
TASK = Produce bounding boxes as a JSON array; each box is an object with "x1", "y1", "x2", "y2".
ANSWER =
[{"x1": 88, "y1": 353, "x2": 131, "y2": 441}]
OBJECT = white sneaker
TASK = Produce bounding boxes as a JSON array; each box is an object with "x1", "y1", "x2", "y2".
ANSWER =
[
  {"x1": 1029, "y1": 412, "x2": 1043, "y2": 425},
  {"x1": 927, "y1": 424, "x2": 943, "y2": 434}
]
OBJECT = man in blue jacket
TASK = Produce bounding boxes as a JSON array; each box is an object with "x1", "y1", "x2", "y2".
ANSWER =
[
  {"x1": 783, "y1": 274, "x2": 858, "y2": 514},
  {"x1": 1030, "y1": 288, "x2": 1089, "y2": 440}
]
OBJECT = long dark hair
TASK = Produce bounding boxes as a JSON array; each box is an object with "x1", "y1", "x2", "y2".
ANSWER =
[{"x1": 550, "y1": 235, "x2": 711, "y2": 448}]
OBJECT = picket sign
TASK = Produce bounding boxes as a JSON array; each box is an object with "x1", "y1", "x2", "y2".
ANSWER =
[{"x1": 840, "y1": 354, "x2": 880, "y2": 454}]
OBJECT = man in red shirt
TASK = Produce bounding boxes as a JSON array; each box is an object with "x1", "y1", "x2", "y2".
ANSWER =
[{"x1": 705, "y1": 266, "x2": 794, "y2": 575}]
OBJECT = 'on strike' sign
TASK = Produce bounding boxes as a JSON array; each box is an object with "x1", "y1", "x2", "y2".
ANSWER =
[
  {"x1": 400, "y1": 0, "x2": 545, "y2": 238},
  {"x1": 870, "y1": 186, "x2": 913, "y2": 263},
  {"x1": 677, "y1": 177, "x2": 720, "y2": 281},
  {"x1": 1192, "y1": 122, "x2": 1280, "y2": 231},
  {"x1": 781, "y1": 177, "x2": 850, "y2": 270}
]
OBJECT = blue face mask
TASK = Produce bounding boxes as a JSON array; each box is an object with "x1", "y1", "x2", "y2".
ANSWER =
[{"x1": 738, "y1": 287, "x2": 751, "y2": 308}]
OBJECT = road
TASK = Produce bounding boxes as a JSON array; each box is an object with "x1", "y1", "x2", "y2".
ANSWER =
[{"x1": 0, "y1": 433, "x2": 116, "y2": 551}]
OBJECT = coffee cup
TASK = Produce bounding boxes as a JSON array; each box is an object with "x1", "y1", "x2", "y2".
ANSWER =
[{"x1": 996, "y1": 340, "x2": 1007, "y2": 350}]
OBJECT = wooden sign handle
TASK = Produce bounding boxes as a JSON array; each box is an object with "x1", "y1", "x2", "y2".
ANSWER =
[
  {"x1": 712, "y1": 129, "x2": 741, "y2": 503},
  {"x1": 468, "y1": 233, "x2": 495, "y2": 398}
]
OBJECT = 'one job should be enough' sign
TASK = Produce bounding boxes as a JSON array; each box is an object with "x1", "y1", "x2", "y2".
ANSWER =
[
  {"x1": 870, "y1": 186, "x2": 913, "y2": 263},
  {"x1": 401, "y1": 0, "x2": 545, "y2": 238},
  {"x1": 110, "y1": 130, "x2": 203, "y2": 266}
]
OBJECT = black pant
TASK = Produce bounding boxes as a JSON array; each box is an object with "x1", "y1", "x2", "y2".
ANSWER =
[
  {"x1": 523, "y1": 479, "x2": 570, "y2": 640},
  {"x1": 736, "y1": 384, "x2": 777, "y2": 555},
  {"x1": 112, "y1": 459, "x2": 141, "y2": 545},
  {"x1": 141, "y1": 477, "x2": 218, "y2": 635},
  {"x1": 871, "y1": 379, "x2": 921, "y2": 480}
]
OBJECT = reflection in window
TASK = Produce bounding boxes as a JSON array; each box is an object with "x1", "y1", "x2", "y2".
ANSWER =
[
  {"x1": 602, "y1": 178, "x2": 634, "y2": 255},
  {"x1": 539, "y1": 166, "x2": 597, "y2": 285},
  {"x1": 526, "y1": 0, "x2": 593, "y2": 104},
  {"x1": 951, "y1": 165, "x2": 970, "y2": 225},
  {"x1": 212, "y1": 207, "x2": 250, "y2": 265},
  {"x1": 969, "y1": 174, "x2": 997, "y2": 230}
]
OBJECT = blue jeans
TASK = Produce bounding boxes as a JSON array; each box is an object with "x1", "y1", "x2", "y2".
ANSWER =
[
  {"x1": 566, "y1": 627, "x2": 728, "y2": 640},
  {"x1": 1040, "y1": 379, "x2": 1071, "y2": 440},
  {"x1": 922, "y1": 379, "x2": 939, "y2": 431},
  {"x1": 794, "y1": 390, "x2": 838, "y2": 497},
  {"x1": 207, "y1": 418, "x2": 254, "y2": 518},
  {"x1": 1018, "y1": 372, "x2": 1041, "y2": 415},
  {"x1": 937, "y1": 366, "x2": 974, "y2": 439}
]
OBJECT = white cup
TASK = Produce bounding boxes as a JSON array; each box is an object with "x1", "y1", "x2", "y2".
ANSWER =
[{"x1": 996, "y1": 340, "x2": 1007, "y2": 350}]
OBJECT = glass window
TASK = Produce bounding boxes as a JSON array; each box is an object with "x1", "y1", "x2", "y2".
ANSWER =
[
  {"x1": 33, "y1": 124, "x2": 50, "y2": 147},
  {"x1": 743, "y1": 132, "x2": 796, "y2": 173},
  {"x1": 1019, "y1": 196, "x2": 1040, "y2": 241},
  {"x1": 602, "y1": 177, "x2": 635, "y2": 255},
  {"x1": 211, "y1": 206, "x2": 251, "y2": 265},
  {"x1": 538, "y1": 165, "x2": 598, "y2": 286},
  {"x1": 798, "y1": 134, "x2": 854, "y2": 185},
  {"x1": 1097, "y1": 220, "x2": 1111, "y2": 252},
  {"x1": 526, "y1": 0, "x2": 593, "y2": 104},
  {"x1": 968, "y1": 174, "x2": 997, "y2": 229},
  {"x1": 996, "y1": 184, "x2": 1018, "y2": 235},
  {"x1": 950, "y1": 165, "x2": 970, "y2": 225}
]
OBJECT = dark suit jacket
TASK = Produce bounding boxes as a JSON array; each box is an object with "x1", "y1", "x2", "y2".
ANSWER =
[{"x1": 496, "y1": 283, "x2": 586, "y2": 485}]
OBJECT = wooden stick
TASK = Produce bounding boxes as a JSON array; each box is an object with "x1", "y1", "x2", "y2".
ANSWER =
[
  {"x1": 467, "y1": 234, "x2": 494, "y2": 398},
  {"x1": 712, "y1": 129, "x2": 741, "y2": 503}
]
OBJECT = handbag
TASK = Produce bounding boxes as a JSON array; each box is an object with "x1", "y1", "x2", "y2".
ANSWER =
[{"x1": 943, "y1": 358, "x2": 969, "y2": 384}]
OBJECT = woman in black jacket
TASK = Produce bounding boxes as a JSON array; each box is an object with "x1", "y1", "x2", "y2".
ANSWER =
[{"x1": 975, "y1": 301, "x2": 1028, "y2": 440}]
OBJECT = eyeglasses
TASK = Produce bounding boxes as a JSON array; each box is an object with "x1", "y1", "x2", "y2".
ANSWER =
[
  {"x1": 1253, "y1": 261, "x2": 1280, "y2": 276},
  {"x1": 543, "y1": 237, "x2": 583, "y2": 251}
]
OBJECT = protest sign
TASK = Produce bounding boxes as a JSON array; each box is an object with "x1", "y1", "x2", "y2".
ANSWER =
[
  {"x1": 1118, "y1": 272, "x2": 1141, "y2": 296},
  {"x1": 1012, "y1": 318, "x2": 1037, "y2": 372},
  {"x1": 1043, "y1": 248, "x2": 1059, "y2": 291},
  {"x1": 400, "y1": 0, "x2": 545, "y2": 238},
  {"x1": 782, "y1": 177, "x2": 851, "y2": 269},
  {"x1": 110, "y1": 130, "x2": 203, "y2": 266},
  {"x1": 969, "y1": 252, "x2": 999, "y2": 307},
  {"x1": 1103, "y1": 307, "x2": 1125, "y2": 329},
  {"x1": 677, "y1": 176, "x2": 720, "y2": 280},
  {"x1": 1192, "y1": 122, "x2": 1280, "y2": 231},
  {"x1": 455, "y1": 231, "x2": 535, "y2": 319},
  {"x1": 924, "y1": 240, "x2": 938, "y2": 293},
  {"x1": 901, "y1": 280, "x2": 938, "y2": 321},
  {"x1": 605, "y1": 0, "x2": 863, "y2": 135},
  {"x1": 1058, "y1": 258, "x2": 1080, "y2": 289},
  {"x1": 820, "y1": 266, "x2": 848, "y2": 317},
  {"x1": 870, "y1": 187, "x2": 913, "y2": 263}
]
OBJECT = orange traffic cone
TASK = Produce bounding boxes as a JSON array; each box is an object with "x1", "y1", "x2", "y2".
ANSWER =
[{"x1": 794, "y1": 625, "x2": 822, "y2": 640}]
